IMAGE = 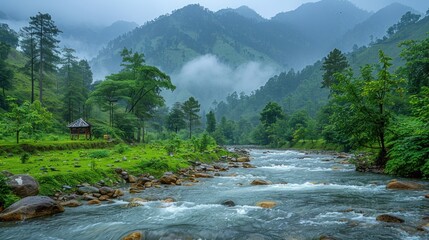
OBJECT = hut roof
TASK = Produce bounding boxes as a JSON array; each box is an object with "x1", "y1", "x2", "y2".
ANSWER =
[{"x1": 67, "y1": 118, "x2": 91, "y2": 128}]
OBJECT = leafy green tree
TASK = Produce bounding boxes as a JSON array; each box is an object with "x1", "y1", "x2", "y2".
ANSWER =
[
  {"x1": 260, "y1": 102, "x2": 284, "y2": 126},
  {"x1": 182, "y1": 97, "x2": 200, "y2": 139},
  {"x1": 2, "y1": 99, "x2": 52, "y2": 143},
  {"x1": 206, "y1": 110, "x2": 216, "y2": 134},
  {"x1": 23, "y1": 12, "x2": 61, "y2": 104},
  {"x1": 329, "y1": 50, "x2": 402, "y2": 166},
  {"x1": 399, "y1": 36, "x2": 429, "y2": 94},
  {"x1": 321, "y1": 48, "x2": 349, "y2": 90},
  {"x1": 167, "y1": 102, "x2": 186, "y2": 133},
  {"x1": 387, "y1": 11, "x2": 421, "y2": 36}
]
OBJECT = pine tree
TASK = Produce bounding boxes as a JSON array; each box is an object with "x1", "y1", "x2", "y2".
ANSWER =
[
  {"x1": 182, "y1": 97, "x2": 200, "y2": 139},
  {"x1": 321, "y1": 48, "x2": 349, "y2": 90},
  {"x1": 206, "y1": 110, "x2": 216, "y2": 133}
]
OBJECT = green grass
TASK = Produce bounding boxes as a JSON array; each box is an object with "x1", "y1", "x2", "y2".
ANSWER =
[
  {"x1": 287, "y1": 139, "x2": 343, "y2": 152},
  {"x1": 0, "y1": 139, "x2": 232, "y2": 196}
]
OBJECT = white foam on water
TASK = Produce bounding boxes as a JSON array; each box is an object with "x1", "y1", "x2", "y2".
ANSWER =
[
  {"x1": 72, "y1": 221, "x2": 124, "y2": 232},
  {"x1": 299, "y1": 220, "x2": 347, "y2": 226},
  {"x1": 248, "y1": 182, "x2": 386, "y2": 193},
  {"x1": 233, "y1": 205, "x2": 260, "y2": 215}
]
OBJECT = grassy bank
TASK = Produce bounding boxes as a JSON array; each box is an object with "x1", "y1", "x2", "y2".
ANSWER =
[
  {"x1": 0, "y1": 137, "x2": 233, "y2": 198},
  {"x1": 287, "y1": 139, "x2": 344, "y2": 152}
]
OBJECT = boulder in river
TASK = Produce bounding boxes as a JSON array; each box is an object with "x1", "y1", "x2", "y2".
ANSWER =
[
  {"x1": 60, "y1": 200, "x2": 82, "y2": 207},
  {"x1": 0, "y1": 196, "x2": 64, "y2": 221},
  {"x1": 256, "y1": 201, "x2": 277, "y2": 208},
  {"x1": 376, "y1": 214, "x2": 404, "y2": 223},
  {"x1": 194, "y1": 173, "x2": 214, "y2": 178},
  {"x1": 221, "y1": 200, "x2": 236, "y2": 207},
  {"x1": 236, "y1": 157, "x2": 250, "y2": 162},
  {"x1": 251, "y1": 179, "x2": 272, "y2": 185},
  {"x1": 159, "y1": 174, "x2": 178, "y2": 184},
  {"x1": 121, "y1": 231, "x2": 143, "y2": 240},
  {"x1": 7, "y1": 174, "x2": 39, "y2": 198},
  {"x1": 386, "y1": 180, "x2": 424, "y2": 190},
  {"x1": 77, "y1": 186, "x2": 100, "y2": 194}
]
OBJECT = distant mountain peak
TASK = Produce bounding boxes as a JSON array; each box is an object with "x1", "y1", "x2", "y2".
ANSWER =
[{"x1": 217, "y1": 5, "x2": 265, "y2": 22}]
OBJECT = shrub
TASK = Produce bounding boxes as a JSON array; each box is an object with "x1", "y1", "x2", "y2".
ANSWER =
[
  {"x1": 138, "y1": 159, "x2": 169, "y2": 172},
  {"x1": 20, "y1": 152, "x2": 30, "y2": 164},
  {"x1": 89, "y1": 150, "x2": 109, "y2": 159},
  {"x1": 114, "y1": 143, "x2": 129, "y2": 154}
]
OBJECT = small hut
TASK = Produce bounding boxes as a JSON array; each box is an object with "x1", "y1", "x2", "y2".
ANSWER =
[{"x1": 67, "y1": 118, "x2": 91, "y2": 140}]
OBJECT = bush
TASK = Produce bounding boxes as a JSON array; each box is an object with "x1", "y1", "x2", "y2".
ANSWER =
[
  {"x1": 20, "y1": 152, "x2": 30, "y2": 164},
  {"x1": 88, "y1": 150, "x2": 110, "y2": 159},
  {"x1": 114, "y1": 143, "x2": 129, "y2": 154},
  {"x1": 165, "y1": 137, "x2": 182, "y2": 155},
  {"x1": 0, "y1": 174, "x2": 20, "y2": 208},
  {"x1": 138, "y1": 159, "x2": 169, "y2": 172}
]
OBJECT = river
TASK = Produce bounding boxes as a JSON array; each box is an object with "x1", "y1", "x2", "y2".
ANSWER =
[{"x1": 1, "y1": 149, "x2": 428, "y2": 239}]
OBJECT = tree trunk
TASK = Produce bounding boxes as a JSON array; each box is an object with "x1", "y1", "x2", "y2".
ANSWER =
[{"x1": 16, "y1": 130, "x2": 20, "y2": 144}]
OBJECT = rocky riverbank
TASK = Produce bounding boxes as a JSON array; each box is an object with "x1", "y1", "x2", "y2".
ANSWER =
[{"x1": 0, "y1": 148, "x2": 250, "y2": 222}]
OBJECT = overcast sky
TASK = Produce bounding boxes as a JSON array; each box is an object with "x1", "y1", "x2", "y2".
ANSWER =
[{"x1": 1, "y1": 0, "x2": 428, "y2": 26}]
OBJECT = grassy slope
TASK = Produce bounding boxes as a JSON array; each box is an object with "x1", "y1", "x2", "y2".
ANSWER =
[{"x1": 0, "y1": 141, "x2": 232, "y2": 195}]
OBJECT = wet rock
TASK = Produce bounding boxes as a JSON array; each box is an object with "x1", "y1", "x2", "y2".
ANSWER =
[
  {"x1": 386, "y1": 180, "x2": 424, "y2": 190},
  {"x1": 376, "y1": 214, "x2": 404, "y2": 223},
  {"x1": 77, "y1": 186, "x2": 100, "y2": 194},
  {"x1": 251, "y1": 179, "x2": 272, "y2": 185},
  {"x1": 127, "y1": 175, "x2": 137, "y2": 183},
  {"x1": 159, "y1": 174, "x2": 178, "y2": 184},
  {"x1": 1, "y1": 170, "x2": 14, "y2": 177},
  {"x1": 242, "y1": 163, "x2": 256, "y2": 168},
  {"x1": 122, "y1": 231, "x2": 143, "y2": 240},
  {"x1": 162, "y1": 197, "x2": 176, "y2": 203},
  {"x1": 424, "y1": 194, "x2": 429, "y2": 198},
  {"x1": 87, "y1": 199, "x2": 101, "y2": 205},
  {"x1": 98, "y1": 195, "x2": 110, "y2": 201},
  {"x1": 194, "y1": 173, "x2": 213, "y2": 178},
  {"x1": 112, "y1": 189, "x2": 124, "y2": 198},
  {"x1": 7, "y1": 174, "x2": 39, "y2": 198},
  {"x1": 115, "y1": 168, "x2": 123, "y2": 174},
  {"x1": 0, "y1": 196, "x2": 64, "y2": 221},
  {"x1": 256, "y1": 201, "x2": 276, "y2": 208},
  {"x1": 320, "y1": 235, "x2": 337, "y2": 240},
  {"x1": 237, "y1": 157, "x2": 250, "y2": 162},
  {"x1": 126, "y1": 198, "x2": 147, "y2": 208},
  {"x1": 99, "y1": 186, "x2": 115, "y2": 195},
  {"x1": 60, "y1": 200, "x2": 82, "y2": 207},
  {"x1": 221, "y1": 200, "x2": 236, "y2": 207}
]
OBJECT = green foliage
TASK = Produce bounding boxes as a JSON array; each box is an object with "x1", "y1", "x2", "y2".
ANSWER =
[
  {"x1": 321, "y1": 48, "x2": 349, "y2": 89},
  {"x1": 0, "y1": 174, "x2": 20, "y2": 208},
  {"x1": 191, "y1": 133, "x2": 215, "y2": 152},
  {"x1": 385, "y1": 117, "x2": 429, "y2": 177},
  {"x1": 114, "y1": 143, "x2": 129, "y2": 154},
  {"x1": 167, "y1": 102, "x2": 186, "y2": 133},
  {"x1": 138, "y1": 159, "x2": 169, "y2": 173},
  {"x1": 20, "y1": 152, "x2": 30, "y2": 164},
  {"x1": 165, "y1": 136, "x2": 182, "y2": 155},
  {"x1": 182, "y1": 97, "x2": 201, "y2": 139},
  {"x1": 88, "y1": 150, "x2": 110, "y2": 159},
  {"x1": 206, "y1": 110, "x2": 216, "y2": 133}
]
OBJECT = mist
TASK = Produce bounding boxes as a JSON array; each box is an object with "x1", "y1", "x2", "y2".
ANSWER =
[{"x1": 164, "y1": 55, "x2": 278, "y2": 109}]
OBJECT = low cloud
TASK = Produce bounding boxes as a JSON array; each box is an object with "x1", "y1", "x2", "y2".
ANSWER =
[{"x1": 165, "y1": 54, "x2": 278, "y2": 109}]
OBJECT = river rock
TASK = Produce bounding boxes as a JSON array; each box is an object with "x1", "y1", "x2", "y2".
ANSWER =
[
  {"x1": 127, "y1": 175, "x2": 137, "y2": 183},
  {"x1": 122, "y1": 231, "x2": 143, "y2": 240},
  {"x1": 256, "y1": 201, "x2": 277, "y2": 208},
  {"x1": 242, "y1": 163, "x2": 256, "y2": 168},
  {"x1": 386, "y1": 180, "x2": 424, "y2": 190},
  {"x1": 162, "y1": 197, "x2": 176, "y2": 203},
  {"x1": 0, "y1": 196, "x2": 64, "y2": 221},
  {"x1": 160, "y1": 174, "x2": 178, "y2": 184},
  {"x1": 376, "y1": 214, "x2": 404, "y2": 223},
  {"x1": 251, "y1": 179, "x2": 272, "y2": 185},
  {"x1": 126, "y1": 198, "x2": 147, "y2": 208},
  {"x1": 221, "y1": 200, "x2": 236, "y2": 207},
  {"x1": 194, "y1": 173, "x2": 214, "y2": 178},
  {"x1": 237, "y1": 157, "x2": 250, "y2": 162},
  {"x1": 112, "y1": 189, "x2": 124, "y2": 198},
  {"x1": 61, "y1": 200, "x2": 82, "y2": 207},
  {"x1": 87, "y1": 199, "x2": 101, "y2": 205},
  {"x1": 99, "y1": 186, "x2": 115, "y2": 195},
  {"x1": 7, "y1": 174, "x2": 39, "y2": 198},
  {"x1": 77, "y1": 186, "x2": 100, "y2": 194}
]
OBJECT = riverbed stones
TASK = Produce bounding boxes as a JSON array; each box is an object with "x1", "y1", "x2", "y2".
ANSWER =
[
  {"x1": 160, "y1": 174, "x2": 178, "y2": 185},
  {"x1": 376, "y1": 214, "x2": 405, "y2": 223},
  {"x1": 0, "y1": 196, "x2": 64, "y2": 221},
  {"x1": 99, "y1": 186, "x2": 115, "y2": 195},
  {"x1": 7, "y1": 174, "x2": 39, "y2": 198},
  {"x1": 236, "y1": 156, "x2": 250, "y2": 162},
  {"x1": 121, "y1": 231, "x2": 143, "y2": 240},
  {"x1": 256, "y1": 201, "x2": 277, "y2": 208},
  {"x1": 87, "y1": 199, "x2": 101, "y2": 205},
  {"x1": 194, "y1": 173, "x2": 214, "y2": 178},
  {"x1": 61, "y1": 200, "x2": 82, "y2": 207},
  {"x1": 251, "y1": 179, "x2": 272, "y2": 185},
  {"x1": 242, "y1": 163, "x2": 255, "y2": 168},
  {"x1": 77, "y1": 186, "x2": 100, "y2": 194},
  {"x1": 386, "y1": 180, "x2": 424, "y2": 190}
]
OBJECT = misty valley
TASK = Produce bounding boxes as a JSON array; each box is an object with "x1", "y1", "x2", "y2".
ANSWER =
[{"x1": 1, "y1": 0, "x2": 429, "y2": 239}]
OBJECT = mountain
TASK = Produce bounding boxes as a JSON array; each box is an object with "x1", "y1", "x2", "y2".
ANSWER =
[
  {"x1": 214, "y1": 13, "x2": 429, "y2": 122},
  {"x1": 272, "y1": 0, "x2": 370, "y2": 55},
  {"x1": 91, "y1": 4, "x2": 310, "y2": 75},
  {"x1": 59, "y1": 20, "x2": 138, "y2": 59},
  {"x1": 216, "y1": 6, "x2": 266, "y2": 22},
  {"x1": 338, "y1": 3, "x2": 416, "y2": 51}
]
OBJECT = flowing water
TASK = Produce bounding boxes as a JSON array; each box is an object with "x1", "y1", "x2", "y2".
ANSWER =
[{"x1": 1, "y1": 149, "x2": 429, "y2": 239}]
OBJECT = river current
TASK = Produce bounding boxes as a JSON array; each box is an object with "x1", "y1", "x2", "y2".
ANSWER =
[{"x1": 1, "y1": 149, "x2": 428, "y2": 239}]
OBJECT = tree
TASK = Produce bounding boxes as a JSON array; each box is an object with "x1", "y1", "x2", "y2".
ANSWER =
[
  {"x1": 387, "y1": 12, "x2": 420, "y2": 37},
  {"x1": 321, "y1": 48, "x2": 349, "y2": 90},
  {"x1": 329, "y1": 50, "x2": 402, "y2": 166},
  {"x1": 167, "y1": 102, "x2": 186, "y2": 133},
  {"x1": 23, "y1": 12, "x2": 61, "y2": 104},
  {"x1": 206, "y1": 110, "x2": 216, "y2": 133},
  {"x1": 0, "y1": 43, "x2": 13, "y2": 107},
  {"x1": 260, "y1": 102, "x2": 284, "y2": 126},
  {"x1": 2, "y1": 99, "x2": 52, "y2": 143},
  {"x1": 399, "y1": 36, "x2": 429, "y2": 94},
  {"x1": 182, "y1": 97, "x2": 200, "y2": 139},
  {"x1": 0, "y1": 23, "x2": 18, "y2": 48},
  {"x1": 20, "y1": 24, "x2": 38, "y2": 103}
]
